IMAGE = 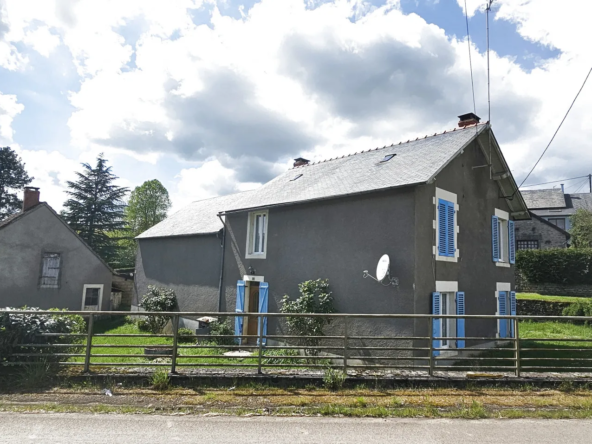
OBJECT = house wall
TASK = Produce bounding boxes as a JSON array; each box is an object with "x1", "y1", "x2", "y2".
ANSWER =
[
  {"x1": 514, "y1": 217, "x2": 568, "y2": 249},
  {"x1": 134, "y1": 234, "x2": 222, "y2": 316},
  {"x1": 0, "y1": 205, "x2": 112, "y2": 310},
  {"x1": 414, "y1": 140, "x2": 516, "y2": 344},
  {"x1": 221, "y1": 187, "x2": 417, "y2": 351}
]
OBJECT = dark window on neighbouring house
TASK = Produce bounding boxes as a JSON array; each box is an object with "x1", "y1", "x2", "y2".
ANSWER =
[
  {"x1": 548, "y1": 218, "x2": 566, "y2": 230},
  {"x1": 517, "y1": 240, "x2": 539, "y2": 250},
  {"x1": 84, "y1": 288, "x2": 100, "y2": 307},
  {"x1": 40, "y1": 253, "x2": 61, "y2": 288}
]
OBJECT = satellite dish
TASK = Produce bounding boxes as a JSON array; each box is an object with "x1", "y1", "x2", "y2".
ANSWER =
[{"x1": 376, "y1": 254, "x2": 390, "y2": 281}]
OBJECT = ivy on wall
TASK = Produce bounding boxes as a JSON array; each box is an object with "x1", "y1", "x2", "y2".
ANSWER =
[{"x1": 517, "y1": 249, "x2": 592, "y2": 285}]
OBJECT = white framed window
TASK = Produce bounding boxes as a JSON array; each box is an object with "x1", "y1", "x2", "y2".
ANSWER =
[
  {"x1": 440, "y1": 292, "x2": 457, "y2": 348},
  {"x1": 434, "y1": 188, "x2": 459, "y2": 263},
  {"x1": 40, "y1": 252, "x2": 61, "y2": 288},
  {"x1": 492, "y1": 208, "x2": 515, "y2": 267},
  {"x1": 246, "y1": 210, "x2": 268, "y2": 259},
  {"x1": 82, "y1": 284, "x2": 104, "y2": 311}
]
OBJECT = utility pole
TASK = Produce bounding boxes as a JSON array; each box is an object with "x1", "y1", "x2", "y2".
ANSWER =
[{"x1": 589, "y1": 173, "x2": 591, "y2": 193}]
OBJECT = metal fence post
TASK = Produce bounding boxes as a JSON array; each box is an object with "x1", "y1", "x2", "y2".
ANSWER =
[
  {"x1": 343, "y1": 317, "x2": 349, "y2": 374},
  {"x1": 170, "y1": 315, "x2": 179, "y2": 374},
  {"x1": 83, "y1": 314, "x2": 94, "y2": 373},
  {"x1": 515, "y1": 318, "x2": 521, "y2": 377},
  {"x1": 257, "y1": 314, "x2": 264, "y2": 374},
  {"x1": 428, "y1": 316, "x2": 434, "y2": 377}
]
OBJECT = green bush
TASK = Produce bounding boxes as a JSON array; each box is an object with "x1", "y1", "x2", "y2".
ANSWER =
[
  {"x1": 136, "y1": 319, "x2": 151, "y2": 332},
  {"x1": 280, "y1": 279, "x2": 336, "y2": 357},
  {"x1": 139, "y1": 286, "x2": 178, "y2": 334},
  {"x1": 562, "y1": 300, "x2": 592, "y2": 323},
  {"x1": 0, "y1": 308, "x2": 86, "y2": 364},
  {"x1": 323, "y1": 367, "x2": 346, "y2": 391},
  {"x1": 177, "y1": 327, "x2": 195, "y2": 344},
  {"x1": 208, "y1": 318, "x2": 235, "y2": 346},
  {"x1": 517, "y1": 249, "x2": 592, "y2": 285}
]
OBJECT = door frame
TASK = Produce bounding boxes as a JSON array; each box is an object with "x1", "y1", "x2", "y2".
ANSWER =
[
  {"x1": 242, "y1": 276, "x2": 264, "y2": 342},
  {"x1": 81, "y1": 284, "x2": 104, "y2": 311}
]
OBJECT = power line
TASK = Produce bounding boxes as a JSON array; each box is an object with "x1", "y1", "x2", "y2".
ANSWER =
[
  {"x1": 520, "y1": 175, "x2": 589, "y2": 188},
  {"x1": 572, "y1": 178, "x2": 589, "y2": 193},
  {"x1": 464, "y1": 0, "x2": 476, "y2": 115},
  {"x1": 518, "y1": 64, "x2": 592, "y2": 189}
]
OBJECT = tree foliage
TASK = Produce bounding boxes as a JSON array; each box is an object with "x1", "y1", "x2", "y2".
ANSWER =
[
  {"x1": 126, "y1": 179, "x2": 171, "y2": 236},
  {"x1": 280, "y1": 279, "x2": 336, "y2": 356},
  {"x1": 140, "y1": 285, "x2": 178, "y2": 334},
  {"x1": 570, "y1": 209, "x2": 592, "y2": 249},
  {"x1": 517, "y1": 248, "x2": 592, "y2": 285},
  {"x1": 62, "y1": 154, "x2": 128, "y2": 264},
  {"x1": 0, "y1": 147, "x2": 33, "y2": 220}
]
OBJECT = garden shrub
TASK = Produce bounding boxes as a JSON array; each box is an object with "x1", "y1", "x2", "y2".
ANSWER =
[
  {"x1": 517, "y1": 249, "x2": 592, "y2": 285},
  {"x1": 0, "y1": 307, "x2": 86, "y2": 364},
  {"x1": 562, "y1": 300, "x2": 592, "y2": 324},
  {"x1": 280, "y1": 279, "x2": 336, "y2": 357},
  {"x1": 208, "y1": 318, "x2": 235, "y2": 346},
  {"x1": 177, "y1": 327, "x2": 195, "y2": 344},
  {"x1": 139, "y1": 285, "x2": 178, "y2": 334}
]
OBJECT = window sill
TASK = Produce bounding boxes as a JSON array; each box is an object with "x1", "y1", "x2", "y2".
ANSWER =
[
  {"x1": 495, "y1": 262, "x2": 511, "y2": 268},
  {"x1": 436, "y1": 255, "x2": 458, "y2": 263},
  {"x1": 245, "y1": 253, "x2": 267, "y2": 260}
]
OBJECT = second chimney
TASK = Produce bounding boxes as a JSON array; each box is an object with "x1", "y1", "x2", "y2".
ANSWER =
[
  {"x1": 458, "y1": 112, "x2": 481, "y2": 128},
  {"x1": 293, "y1": 157, "x2": 310, "y2": 168},
  {"x1": 23, "y1": 187, "x2": 40, "y2": 211}
]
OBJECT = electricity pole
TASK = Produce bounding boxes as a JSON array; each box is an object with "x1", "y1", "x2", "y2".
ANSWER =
[{"x1": 589, "y1": 173, "x2": 591, "y2": 193}]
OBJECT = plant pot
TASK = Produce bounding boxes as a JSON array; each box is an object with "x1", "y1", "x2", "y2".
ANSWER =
[{"x1": 144, "y1": 347, "x2": 173, "y2": 357}]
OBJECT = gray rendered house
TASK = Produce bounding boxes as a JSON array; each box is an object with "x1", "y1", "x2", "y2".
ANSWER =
[
  {"x1": 0, "y1": 187, "x2": 113, "y2": 311},
  {"x1": 136, "y1": 113, "x2": 529, "y2": 352}
]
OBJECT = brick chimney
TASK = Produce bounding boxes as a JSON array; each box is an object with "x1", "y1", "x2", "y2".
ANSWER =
[
  {"x1": 293, "y1": 157, "x2": 310, "y2": 168},
  {"x1": 23, "y1": 187, "x2": 40, "y2": 211},
  {"x1": 458, "y1": 112, "x2": 481, "y2": 128}
]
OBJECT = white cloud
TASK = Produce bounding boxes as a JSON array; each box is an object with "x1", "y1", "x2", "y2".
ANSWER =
[
  {"x1": 0, "y1": 91, "x2": 23, "y2": 144},
  {"x1": 23, "y1": 26, "x2": 60, "y2": 57}
]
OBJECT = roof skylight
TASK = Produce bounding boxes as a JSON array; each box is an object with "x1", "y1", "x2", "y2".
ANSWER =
[
  {"x1": 380, "y1": 154, "x2": 396, "y2": 163},
  {"x1": 290, "y1": 174, "x2": 303, "y2": 181}
]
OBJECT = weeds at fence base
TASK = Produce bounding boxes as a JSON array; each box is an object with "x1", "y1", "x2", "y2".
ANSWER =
[
  {"x1": 151, "y1": 369, "x2": 170, "y2": 391},
  {"x1": 323, "y1": 367, "x2": 347, "y2": 391}
]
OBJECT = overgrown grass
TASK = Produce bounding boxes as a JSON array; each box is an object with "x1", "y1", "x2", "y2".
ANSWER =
[{"x1": 517, "y1": 293, "x2": 588, "y2": 304}]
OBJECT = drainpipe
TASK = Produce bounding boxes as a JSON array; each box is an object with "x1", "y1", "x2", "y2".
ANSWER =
[{"x1": 217, "y1": 213, "x2": 227, "y2": 312}]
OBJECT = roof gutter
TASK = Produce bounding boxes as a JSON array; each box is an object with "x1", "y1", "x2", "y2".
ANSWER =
[{"x1": 216, "y1": 213, "x2": 227, "y2": 312}]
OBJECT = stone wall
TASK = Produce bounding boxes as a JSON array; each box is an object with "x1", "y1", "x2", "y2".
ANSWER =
[
  {"x1": 517, "y1": 299, "x2": 572, "y2": 317},
  {"x1": 514, "y1": 216, "x2": 568, "y2": 250},
  {"x1": 517, "y1": 281, "x2": 592, "y2": 297},
  {"x1": 112, "y1": 273, "x2": 134, "y2": 308}
]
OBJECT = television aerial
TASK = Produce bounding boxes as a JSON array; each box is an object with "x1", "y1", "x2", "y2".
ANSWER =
[{"x1": 363, "y1": 254, "x2": 399, "y2": 287}]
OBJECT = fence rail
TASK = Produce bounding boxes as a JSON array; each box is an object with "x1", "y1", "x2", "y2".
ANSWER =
[{"x1": 3, "y1": 310, "x2": 592, "y2": 377}]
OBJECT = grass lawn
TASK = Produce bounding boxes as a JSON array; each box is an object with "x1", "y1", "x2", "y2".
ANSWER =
[
  {"x1": 70, "y1": 317, "x2": 260, "y2": 369},
  {"x1": 517, "y1": 293, "x2": 589, "y2": 303},
  {"x1": 458, "y1": 321, "x2": 592, "y2": 372}
]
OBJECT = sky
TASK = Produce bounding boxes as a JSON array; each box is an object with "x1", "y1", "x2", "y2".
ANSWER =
[{"x1": 0, "y1": 0, "x2": 591, "y2": 213}]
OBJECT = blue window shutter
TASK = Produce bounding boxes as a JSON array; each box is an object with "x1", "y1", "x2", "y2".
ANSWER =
[
  {"x1": 258, "y1": 282, "x2": 269, "y2": 346},
  {"x1": 456, "y1": 292, "x2": 465, "y2": 349},
  {"x1": 508, "y1": 220, "x2": 516, "y2": 264},
  {"x1": 510, "y1": 291, "x2": 517, "y2": 338},
  {"x1": 492, "y1": 215, "x2": 499, "y2": 262},
  {"x1": 235, "y1": 280, "x2": 246, "y2": 345},
  {"x1": 447, "y1": 201, "x2": 455, "y2": 257},
  {"x1": 438, "y1": 200, "x2": 447, "y2": 256},
  {"x1": 432, "y1": 292, "x2": 441, "y2": 357},
  {"x1": 498, "y1": 291, "x2": 507, "y2": 339}
]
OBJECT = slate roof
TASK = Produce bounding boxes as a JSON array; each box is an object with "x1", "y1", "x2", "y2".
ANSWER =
[
  {"x1": 139, "y1": 124, "x2": 493, "y2": 238},
  {"x1": 137, "y1": 190, "x2": 257, "y2": 238},
  {"x1": 569, "y1": 193, "x2": 592, "y2": 212},
  {"x1": 520, "y1": 188, "x2": 566, "y2": 209}
]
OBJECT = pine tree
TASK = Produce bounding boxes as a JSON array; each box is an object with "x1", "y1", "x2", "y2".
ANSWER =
[
  {"x1": 62, "y1": 154, "x2": 128, "y2": 264},
  {"x1": 0, "y1": 147, "x2": 33, "y2": 220}
]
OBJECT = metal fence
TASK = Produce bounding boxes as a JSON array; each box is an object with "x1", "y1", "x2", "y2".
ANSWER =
[{"x1": 3, "y1": 310, "x2": 592, "y2": 377}]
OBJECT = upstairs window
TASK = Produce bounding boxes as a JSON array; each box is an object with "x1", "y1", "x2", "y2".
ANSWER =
[
  {"x1": 246, "y1": 210, "x2": 268, "y2": 259},
  {"x1": 548, "y1": 218, "x2": 566, "y2": 230},
  {"x1": 40, "y1": 253, "x2": 61, "y2": 288},
  {"x1": 437, "y1": 199, "x2": 455, "y2": 258},
  {"x1": 492, "y1": 210, "x2": 515, "y2": 265}
]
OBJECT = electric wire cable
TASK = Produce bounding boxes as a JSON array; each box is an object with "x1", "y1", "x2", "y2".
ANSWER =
[
  {"x1": 517, "y1": 65, "x2": 592, "y2": 192},
  {"x1": 520, "y1": 175, "x2": 589, "y2": 188}
]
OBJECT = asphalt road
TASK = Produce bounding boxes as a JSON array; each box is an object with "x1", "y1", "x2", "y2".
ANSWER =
[{"x1": 0, "y1": 414, "x2": 590, "y2": 443}]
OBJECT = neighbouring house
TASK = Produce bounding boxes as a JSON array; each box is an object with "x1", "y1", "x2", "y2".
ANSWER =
[
  {"x1": 516, "y1": 187, "x2": 592, "y2": 249},
  {"x1": 0, "y1": 187, "x2": 113, "y2": 311},
  {"x1": 135, "y1": 113, "x2": 529, "y2": 353}
]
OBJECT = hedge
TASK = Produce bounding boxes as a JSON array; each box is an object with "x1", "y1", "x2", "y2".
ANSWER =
[{"x1": 517, "y1": 248, "x2": 592, "y2": 285}]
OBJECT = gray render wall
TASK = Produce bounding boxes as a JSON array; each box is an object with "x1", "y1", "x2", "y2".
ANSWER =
[
  {"x1": 0, "y1": 205, "x2": 112, "y2": 310},
  {"x1": 414, "y1": 140, "x2": 516, "y2": 343},
  {"x1": 134, "y1": 234, "x2": 222, "y2": 314},
  {"x1": 514, "y1": 217, "x2": 568, "y2": 249},
  {"x1": 221, "y1": 187, "x2": 417, "y2": 352}
]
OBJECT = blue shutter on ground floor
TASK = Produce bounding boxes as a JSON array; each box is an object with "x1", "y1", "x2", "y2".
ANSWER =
[
  {"x1": 258, "y1": 282, "x2": 269, "y2": 346},
  {"x1": 456, "y1": 292, "x2": 465, "y2": 349},
  {"x1": 510, "y1": 291, "x2": 517, "y2": 338},
  {"x1": 509, "y1": 220, "x2": 516, "y2": 264},
  {"x1": 235, "y1": 280, "x2": 245, "y2": 345},
  {"x1": 492, "y1": 215, "x2": 500, "y2": 262},
  {"x1": 498, "y1": 291, "x2": 507, "y2": 339},
  {"x1": 432, "y1": 292, "x2": 441, "y2": 357}
]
